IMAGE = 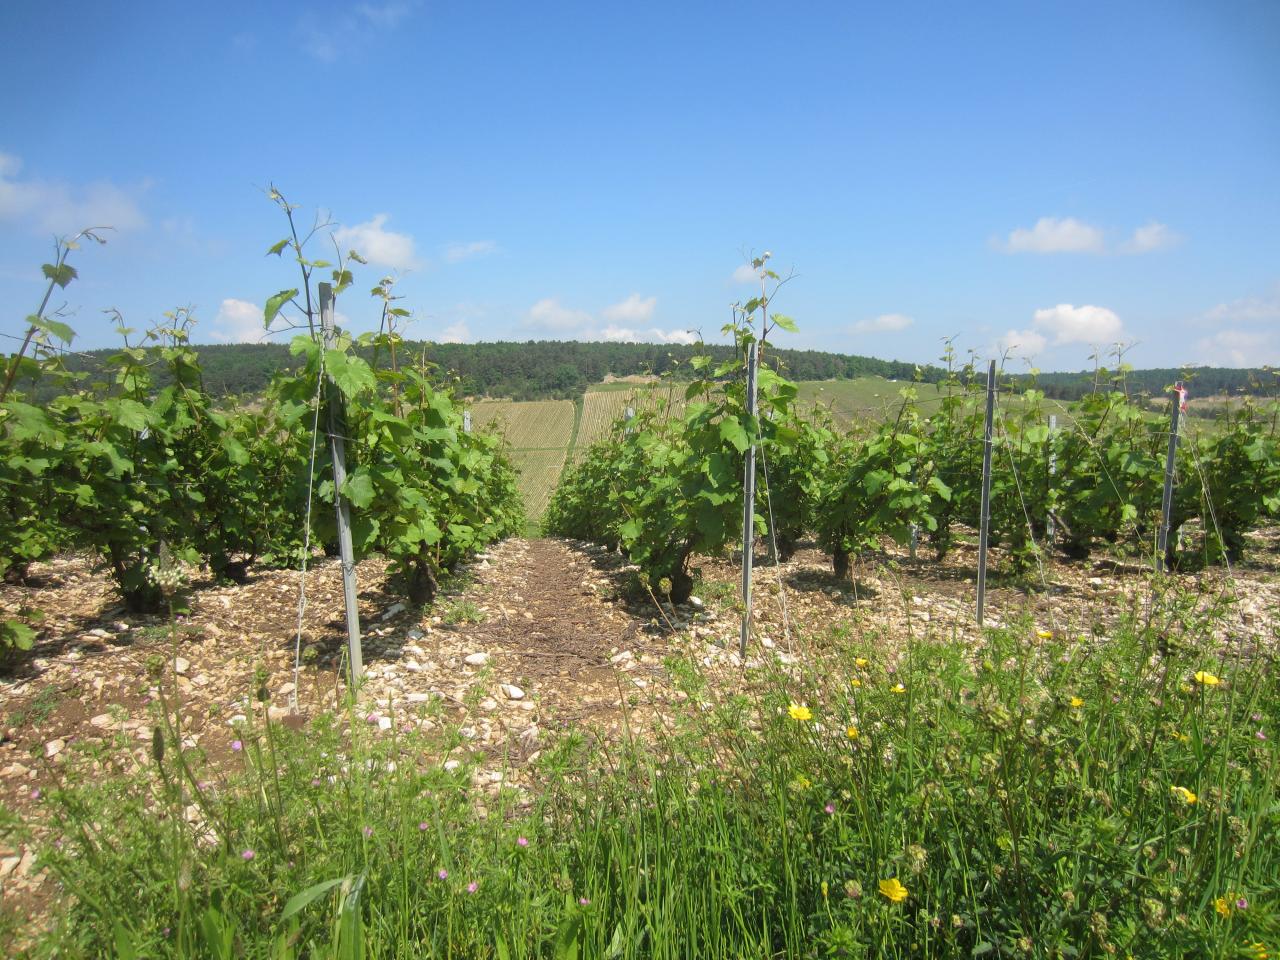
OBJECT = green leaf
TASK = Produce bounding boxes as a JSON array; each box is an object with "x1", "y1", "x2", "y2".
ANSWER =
[
  {"x1": 281, "y1": 876, "x2": 350, "y2": 921},
  {"x1": 341, "y1": 469, "x2": 376, "y2": 509},
  {"x1": 42, "y1": 262, "x2": 77, "y2": 289},
  {"x1": 719, "y1": 417, "x2": 749, "y2": 453},
  {"x1": 770, "y1": 313, "x2": 799, "y2": 333},
  {"x1": 1, "y1": 620, "x2": 37, "y2": 652},
  {"x1": 265, "y1": 289, "x2": 299, "y2": 327},
  {"x1": 324, "y1": 350, "x2": 376, "y2": 399},
  {"x1": 30, "y1": 315, "x2": 76, "y2": 344},
  {"x1": 114, "y1": 399, "x2": 152, "y2": 431},
  {"x1": 266, "y1": 238, "x2": 291, "y2": 257}
]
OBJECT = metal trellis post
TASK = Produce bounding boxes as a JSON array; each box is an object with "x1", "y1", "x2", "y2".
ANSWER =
[
  {"x1": 1156, "y1": 381, "x2": 1185, "y2": 573},
  {"x1": 319, "y1": 282, "x2": 364, "y2": 684},
  {"x1": 739, "y1": 341, "x2": 759, "y2": 658},
  {"x1": 976, "y1": 360, "x2": 996, "y2": 626}
]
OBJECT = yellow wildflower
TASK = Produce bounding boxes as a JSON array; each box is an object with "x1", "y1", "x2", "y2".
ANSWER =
[
  {"x1": 788, "y1": 703, "x2": 812, "y2": 722},
  {"x1": 890, "y1": 683, "x2": 906, "y2": 695},
  {"x1": 879, "y1": 877, "x2": 909, "y2": 903},
  {"x1": 1170, "y1": 785, "x2": 1197, "y2": 805},
  {"x1": 1214, "y1": 897, "x2": 1230, "y2": 918},
  {"x1": 1193, "y1": 671, "x2": 1221, "y2": 687},
  {"x1": 1036, "y1": 629, "x2": 1053, "y2": 640},
  {"x1": 1246, "y1": 943, "x2": 1269, "y2": 960},
  {"x1": 846, "y1": 725, "x2": 859, "y2": 740},
  {"x1": 855, "y1": 658, "x2": 869, "y2": 668},
  {"x1": 850, "y1": 677, "x2": 862, "y2": 688},
  {"x1": 821, "y1": 881, "x2": 829, "y2": 900},
  {"x1": 1069, "y1": 696, "x2": 1084, "y2": 709},
  {"x1": 1172, "y1": 731, "x2": 1189, "y2": 743}
]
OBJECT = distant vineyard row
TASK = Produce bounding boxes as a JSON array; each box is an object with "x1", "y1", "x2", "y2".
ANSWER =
[{"x1": 548, "y1": 334, "x2": 1280, "y2": 603}]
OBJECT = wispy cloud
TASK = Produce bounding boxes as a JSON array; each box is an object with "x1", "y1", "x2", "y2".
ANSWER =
[
  {"x1": 443, "y1": 239, "x2": 498, "y2": 263},
  {"x1": 1121, "y1": 221, "x2": 1181, "y2": 254},
  {"x1": 731, "y1": 264, "x2": 759, "y2": 284},
  {"x1": 333, "y1": 213, "x2": 419, "y2": 270},
  {"x1": 524, "y1": 294, "x2": 692, "y2": 344},
  {"x1": 1203, "y1": 286, "x2": 1280, "y2": 325},
  {"x1": 0, "y1": 151, "x2": 147, "y2": 235},
  {"x1": 1001, "y1": 216, "x2": 1182, "y2": 255},
  {"x1": 602, "y1": 293, "x2": 657, "y2": 324},
  {"x1": 850, "y1": 313, "x2": 914, "y2": 335},
  {"x1": 297, "y1": 2, "x2": 419, "y2": 62},
  {"x1": 1002, "y1": 217, "x2": 1104, "y2": 254},
  {"x1": 438, "y1": 320, "x2": 471, "y2": 343},
  {"x1": 1194, "y1": 328, "x2": 1278, "y2": 367},
  {"x1": 357, "y1": 1, "x2": 417, "y2": 27}
]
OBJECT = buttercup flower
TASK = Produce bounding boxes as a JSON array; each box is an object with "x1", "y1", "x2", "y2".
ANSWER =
[
  {"x1": 1193, "y1": 671, "x2": 1221, "y2": 687},
  {"x1": 1036, "y1": 629, "x2": 1053, "y2": 640},
  {"x1": 1069, "y1": 697, "x2": 1084, "y2": 709},
  {"x1": 1215, "y1": 897, "x2": 1230, "y2": 918},
  {"x1": 846, "y1": 725, "x2": 859, "y2": 740},
  {"x1": 890, "y1": 683, "x2": 906, "y2": 695},
  {"x1": 1170, "y1": 785, "x2": 1197, "y2": 805},
  {"x1": 850, "y1": 677, "x2": 862, "y2": 688},
  {"x1": 879, "y1": 877, "x2": 909, "y2": 903},
  {"x1": 788, "y1": 703, "x2": 813, "y2": 722},
  {"x1": 854, "y1": 658, "x2": 869, "y2": 668}
]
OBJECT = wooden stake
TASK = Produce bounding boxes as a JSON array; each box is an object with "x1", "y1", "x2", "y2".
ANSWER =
[
  {"x1": 739, "y1": 340, "x2": 759, "y2": 658},
  {"x1": 1156, "y1": 381, "x2": 1184, "y2": 572},
  {"x1": 976, "y1": 360, "x2": 996, "y2": 626},
  {"x1": 319, "y1": 283, "x2": 363, "y2": 684}
]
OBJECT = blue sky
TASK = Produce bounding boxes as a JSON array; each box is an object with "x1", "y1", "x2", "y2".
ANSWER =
[{"x1": 2, "y1": 0, "x2": 1278, "y2": 371}]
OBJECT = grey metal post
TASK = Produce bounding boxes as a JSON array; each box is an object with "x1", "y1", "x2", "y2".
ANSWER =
[
  {"x1": 624, "y1": 406, "x2": 635, "y2": 437},
  {"x1": 1156, "y1": 381, "x2": 1184, "y2": 572},
  {"x1": 463, "y1": 409, "x2": 472, "y2": 433},
  {"x1": 976, "y1": 360, "x2": 996, "y2": 626},
  {"x1": 739, "y1": 341, "x2": 759, "y2": 658},
  {"x1": 1046, "y1": 414, "x2": 1057, "y2": 543},
  {"x1": 319, "y1": 283, "x2": 363, "y2": 684}
]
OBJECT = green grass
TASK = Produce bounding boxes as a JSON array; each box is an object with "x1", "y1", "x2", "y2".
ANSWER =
[
  {"x1": 8, "y1": 583, "x2": 1278, "y2": 958},
  {"x1": 7, "y1": 685, "x2": 61, "y2": 728}
]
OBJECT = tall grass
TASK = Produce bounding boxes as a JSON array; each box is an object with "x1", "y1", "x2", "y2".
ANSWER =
[{"x1": 9, "y1": 582, "x2": 1278, "y2": 958}]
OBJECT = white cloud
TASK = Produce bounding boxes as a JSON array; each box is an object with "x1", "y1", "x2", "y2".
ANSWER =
[
  {"x1": 1003, "y1": 217, "x2": 1105, "y2": 254},
  {"x1": 443, "y1": 240, "x2": 497, "y2": 263},
  {"x1": 357, "y1": 1, "x2": 416, "y2": 27},
  {"x1": 527, "y1": 297, "x2": 593, "y2": 331},
  {"x1": 332, "y1": 214, "x2": 419, "y2": 270},
  {"x1": 602, "y1": 293, "x2": 657, "y2": 324},
  {"x1": 850, "y1": 313, "x2": 914, "y2": 335},
  {"x1": 1030, "y1": 303, "x2": 1123, "y2": 344},
  {"x1": 1122, "y1": 221, "x2": 1180, "y2": 254},
  {"x1": 0, "y1": 152, "x2": 146, "y2": 235},
  {"x1": 526, "y1": 295, "x2": 691, "y2": 344},
  {"x1": 600, "y1": 324, "x2": 696, "y2": 345},
  {"x1": 995, "y1": 328, "x2": 1049, "y2": 357},
  {"x1": 438, "y1": 321, "x2": 471, "y2": 343},
  {"x1": 731, "y1": 264, "x2": 759, "y2": 284},
  {"x1": 210, "y1": 298, "x2": 265, "y2": 343},
  {"x1": 1204, "y1": 287, "x2": 1280, "y2": 324},
  {"x1": 1194, "y1": 329, "x2": 1279, "y2": 367}
]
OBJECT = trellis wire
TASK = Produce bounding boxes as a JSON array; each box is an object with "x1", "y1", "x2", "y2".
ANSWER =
[
  {"x1": 756, "y1": 436, "x2": 794, "y2": 655},
  {"x1": 290, "y1": 353, "x2": 327, "y2": 709}
]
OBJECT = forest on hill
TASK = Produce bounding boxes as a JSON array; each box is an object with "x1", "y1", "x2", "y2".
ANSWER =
[{"x1": 20, "y1": 339, "x2": 1276, "y2": 404}]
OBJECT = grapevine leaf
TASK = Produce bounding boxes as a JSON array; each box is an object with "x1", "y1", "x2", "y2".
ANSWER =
[
  {"x1": 264, "y1": 289, "x2": 299, "y2": 327},
  {"x1": 42, "y1": 263, "x2": 77, "y2": 288}
]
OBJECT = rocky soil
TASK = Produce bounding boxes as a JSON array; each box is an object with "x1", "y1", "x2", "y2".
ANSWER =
[{"x1": 2, "y1": 530, "x2": 1277, "y2": 925}]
